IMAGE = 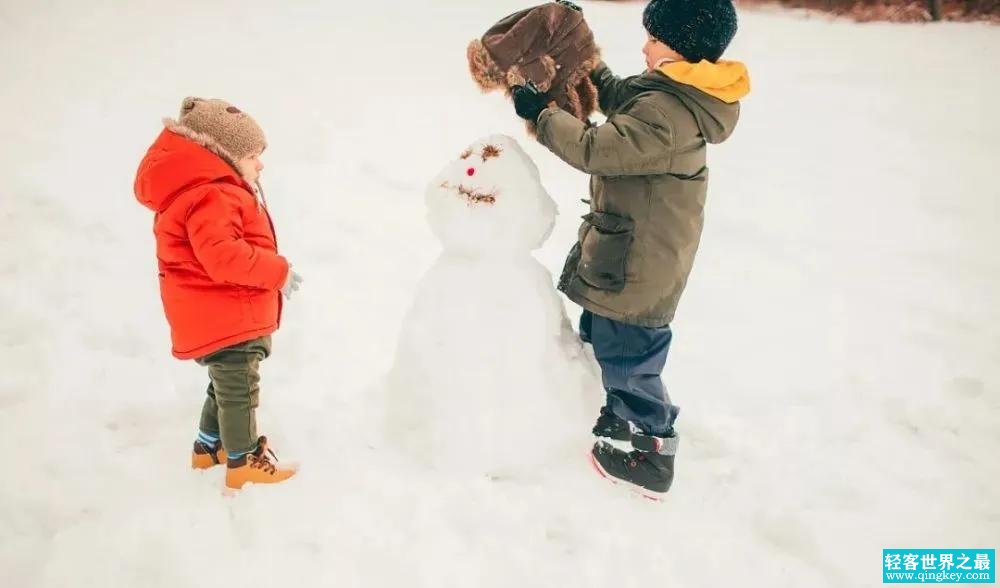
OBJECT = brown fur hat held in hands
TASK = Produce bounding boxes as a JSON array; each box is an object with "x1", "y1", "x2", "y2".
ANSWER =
[{"x1": 467, "y1": 1, "x2": 600, "y2": 130}]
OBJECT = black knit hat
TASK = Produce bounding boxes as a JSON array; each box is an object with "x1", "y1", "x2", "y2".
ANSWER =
[{"x1": 643, "y1": 0, "x2": 738, "y2": 63}]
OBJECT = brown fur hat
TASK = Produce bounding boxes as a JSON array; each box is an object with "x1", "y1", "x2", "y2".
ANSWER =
[
  {"x1": 163, "y1": 97, "x2": 266, "y2": 172},
  {"x1": 468, "y1": 2, "x2": 600, "y2": 132}
]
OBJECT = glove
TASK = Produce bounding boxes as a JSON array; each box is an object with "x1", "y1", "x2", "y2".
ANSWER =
[
  {"x1": 512, "y1": 82, "x2": 550, "y2": 122},
  {"x1": 281, "y1": 265, "x2": 304, "y2": 299}
]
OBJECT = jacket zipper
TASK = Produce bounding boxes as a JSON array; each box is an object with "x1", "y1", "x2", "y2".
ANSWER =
[{"x1": 254, "y1": 180, "x2": 284, "y2": 327}]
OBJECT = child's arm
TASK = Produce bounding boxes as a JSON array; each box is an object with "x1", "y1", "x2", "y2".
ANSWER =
[
  {"x1": 185, "y1": 188, "x2": 289, "y2": 291},
  {"x1": 535, "y1": 96, "x2": 673, "y2": 177},
  {"x1": 590, "y1": 62, "x2": 633, "y2": 114}
]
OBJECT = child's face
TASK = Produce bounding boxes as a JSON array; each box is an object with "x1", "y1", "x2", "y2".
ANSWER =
[
  {"x1": 643, "y1": 33, "x2": 685, "y2": 70},
  {"x1": 237, "y1": 153, "x2": 264, "y2": 184}
]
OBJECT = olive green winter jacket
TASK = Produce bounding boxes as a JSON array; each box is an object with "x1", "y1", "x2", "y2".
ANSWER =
[{"x1": 536, "y1": 61, "x2": 747, "y2": 327}]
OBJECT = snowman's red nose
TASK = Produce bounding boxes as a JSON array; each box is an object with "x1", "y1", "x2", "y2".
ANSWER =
[{"x1": 466, "y1": 167, "x2": 476, "y2": 176}]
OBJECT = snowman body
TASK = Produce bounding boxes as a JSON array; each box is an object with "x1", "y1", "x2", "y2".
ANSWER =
[{"x1": 385, "y1": 135, "x2": 598, "y2": 476}]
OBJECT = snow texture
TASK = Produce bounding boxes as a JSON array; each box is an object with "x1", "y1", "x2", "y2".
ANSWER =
[
  {"x1": 1, "y1": 1, "x2": 998, "y2": 587},
  {"x1": 384, "y1": 134, "x2": 598, "y2": 476},
  {"x1": 426, "y1": 134, "x2": 558, "y2": 254}
]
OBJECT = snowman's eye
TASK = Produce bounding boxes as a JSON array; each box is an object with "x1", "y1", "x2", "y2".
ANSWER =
[
  {"x1": 481, "y1": 144, "x2": 502, "y2": 161},
  {"x1": 459, "y1": 148, "x2": 473, "y2": 160}
]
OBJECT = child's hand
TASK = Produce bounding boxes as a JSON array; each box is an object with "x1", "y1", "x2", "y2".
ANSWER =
[
  {"x1": 512, "y1": 82, "x2": 550, "y2": 122},
  {"x1": 281, "y1": 266, "x2": 304, "y2": 300}
]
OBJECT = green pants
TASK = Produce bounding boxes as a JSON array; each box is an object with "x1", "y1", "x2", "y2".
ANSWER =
[{"x1": 195, "y1": 336, "x2": 272, "y2": 456}]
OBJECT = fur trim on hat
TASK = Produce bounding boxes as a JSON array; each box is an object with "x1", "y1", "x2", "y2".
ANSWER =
[
  {"x1": 467, "y1": 3, "x2": 602, "y2": 133},
  {"x1": 163, "y1": 118, "x2": 259, "y2": 189},
  {"x1": 470, "y1": 49, "x2": 600, "y2": 136},
  {"x1": 534, "y1": 55, "x2": 558, "y2": 92},
  {"x1": 467, "y1": 39, "x2": 507, "y2": 89}
]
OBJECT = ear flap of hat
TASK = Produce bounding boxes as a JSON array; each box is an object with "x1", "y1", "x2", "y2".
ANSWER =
[
  {"x1": 516, "y1": 54, "x2": 557, "y2": 92},
  {"x1": 467, "y1": 39, "x2": 507, "y2": 91},
  {"x1": 563, "y1": 84, "x2": 584, "y2": 121},
  {"x1": 574, "y1": 75, "x2": 598, "y2": 119},
  {"x1": 505, "y1": 65, "x2": 527, "y2": 89},
  {"x1": 468, "y1": 4, "x2": 601, "y2": 124},
  {"x1": 181, "y1": 97, "x2": 205, "y2": 115}
]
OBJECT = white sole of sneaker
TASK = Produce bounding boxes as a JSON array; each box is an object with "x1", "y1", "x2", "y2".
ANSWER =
[
  {"x1": 587, "y1": 450, "x2": 665, "y2": 503},
  {"x1": 594, "y1": 435, "x2": 634, "y2": 453}
]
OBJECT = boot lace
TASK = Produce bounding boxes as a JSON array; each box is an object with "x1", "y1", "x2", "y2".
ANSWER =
[{"x1": 248, "y1": 442, "x2": 280, "y2": 475}]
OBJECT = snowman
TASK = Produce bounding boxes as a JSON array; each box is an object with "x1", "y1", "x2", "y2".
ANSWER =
[{"x1": 384, "y1": 134, "x2": 599, "y2": 477}]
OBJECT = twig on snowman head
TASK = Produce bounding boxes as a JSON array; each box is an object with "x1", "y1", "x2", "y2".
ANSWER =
[
  {"x1": 439, "y1": 181, "x2": 498, "y2": 206},
  {"x1": 481, "y1": 144, "x2": 502, "y2": 161}
]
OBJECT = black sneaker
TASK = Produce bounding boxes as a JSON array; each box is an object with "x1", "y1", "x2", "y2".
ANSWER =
[
  {"x1": 589, "y1": 434, "x2": 677, "y2": 500},
  {"x1": 591, "y1": 406, "x2": 631, "y2": 442}
]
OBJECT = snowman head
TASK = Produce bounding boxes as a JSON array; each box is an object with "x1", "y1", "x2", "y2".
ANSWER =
[{"x1": 426, "y1": 134, "x2": 556, "y2": 255}]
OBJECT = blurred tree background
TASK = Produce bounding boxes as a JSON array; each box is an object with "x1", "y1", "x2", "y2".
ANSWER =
[
  {"x1": 732, "y1": 0, "x2": 999, "y2": 22},
  {"x1": 599, "y1": 0, "x2": 999, "y2": 23}
]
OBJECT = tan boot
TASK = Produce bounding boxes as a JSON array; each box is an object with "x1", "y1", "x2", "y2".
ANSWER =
[
  {"x1": 224, "y1": 436, "x2": 296, "y2": 490},
  {"x1": 191, "y1": 439, "x2": 226, "y2": 470}
]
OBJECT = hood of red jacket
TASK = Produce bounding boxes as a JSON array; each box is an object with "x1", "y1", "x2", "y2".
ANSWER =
[{"x1": 134, "y1": 129, "x2": 248, "y2": 213}]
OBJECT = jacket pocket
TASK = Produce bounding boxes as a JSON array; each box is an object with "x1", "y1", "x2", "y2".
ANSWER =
[{"x1": 576, "y1": 211, "x2": 635, "y2": 292}]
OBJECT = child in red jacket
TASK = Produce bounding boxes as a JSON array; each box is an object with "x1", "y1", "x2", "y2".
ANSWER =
[{"x1": 134, "y1": 98, "x2": 302, "y2": 490}]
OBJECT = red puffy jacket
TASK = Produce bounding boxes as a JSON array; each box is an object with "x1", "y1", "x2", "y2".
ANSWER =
[{"x1": 134, "y1": 129, "x2": 288, "y2": 359}]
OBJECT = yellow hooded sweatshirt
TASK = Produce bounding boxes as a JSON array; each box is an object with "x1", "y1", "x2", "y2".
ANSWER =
[{"x1": 657, "y1": 59, "x2": 751, "y2": 104}]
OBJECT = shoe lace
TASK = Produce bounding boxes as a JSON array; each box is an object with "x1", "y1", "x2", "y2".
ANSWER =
[{"x1": 249, "y1": 443, "x2": 279, "y2": 475}]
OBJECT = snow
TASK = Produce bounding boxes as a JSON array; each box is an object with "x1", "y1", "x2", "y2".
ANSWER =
[
  {"x1": 1, "y1": 1, "x2": 998, "y2": 587},
  {"x1": 425, "y1": 134, "x2": 558, "y2": 254},
  {"x1": 385, "y1": 134, "x2": 597, "y2": 475}
]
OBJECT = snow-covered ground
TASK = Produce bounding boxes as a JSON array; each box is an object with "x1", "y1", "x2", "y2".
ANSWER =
[{"x1": 1, "y1": 1, "x2": 997, "y2": 586}]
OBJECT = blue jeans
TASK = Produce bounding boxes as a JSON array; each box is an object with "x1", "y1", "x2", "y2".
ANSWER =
[{"x1": 580, "y1": 310, "x2": 679, "y2": 437}]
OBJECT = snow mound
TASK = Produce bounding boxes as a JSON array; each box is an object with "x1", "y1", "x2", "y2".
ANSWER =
[{"x1": 384, "y1": 135, "x2": 599, "y2": 476}]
